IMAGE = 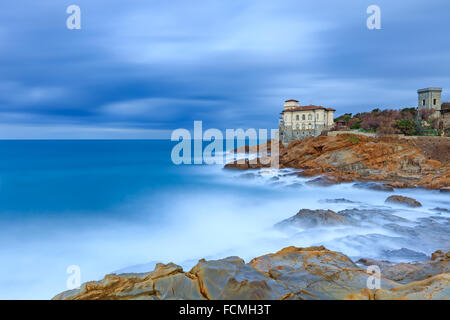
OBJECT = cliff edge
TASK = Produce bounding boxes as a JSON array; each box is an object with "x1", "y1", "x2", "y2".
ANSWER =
[{"x1": 225, "y1": 134, "x2": 450, "y2": 190}]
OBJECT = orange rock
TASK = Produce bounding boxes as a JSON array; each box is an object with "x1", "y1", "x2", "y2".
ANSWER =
[{"x1": 225, "y1": 135, "x2": 450, "y2": 190}]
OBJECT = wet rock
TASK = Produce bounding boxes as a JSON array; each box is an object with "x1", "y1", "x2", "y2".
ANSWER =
[
  {"x1": 275, "y1": 209, "x2": 350, "y2": 229},
  {"x1": 353, "y1": 182, "x2": 394, "y2": 192},
  {"x1": 440, "y1": 187, "x2": 450, "y2": 193},
  {"x1": 239, "y1": 172, "x2": 258, "y2": 180},
  {"x1": 432, "y1": 207, "x2": 450, "y2": 213},
  {"x1": 385, "y1": 195, "x2": 422, "y2": 207},
  {"x1": 383, "y1": 223, "x2": 419, "y2": 237},
  {"x1": 53, "y1": 246, "x2": 450, "y2": 300},
  {"x1": 338, "y1": 208, "x2": 409, "y2": 224},
  {"x1": 357, "y1": 250, "x2": 449, "y2": 284},
  {"x1": 248, "y1": 246, "x2": 399, "y2": 300},
  {"x1": 224, "y1": 158, "x2": 270, "y2": 170},
  {"x1": 356, "y1": 258, "x2": 394, "y2": 270},
  {"x1": 374, "y1": 274, "x2": 450, "y2": 300},
  {"x1": 286, "y1": 182, "x2": 303, "y2": 189},
  {"x1": 320, "y1": 198, "x2": 358, "y2": 204},
  {"x1": 305, "y1": 176, "x2": 340, "y2": 187},
  {"x1": 188, "y1": 256, "x2": 289, "y2": 299},
  {"x1": 431, "y1": 250, "x2": 450, "y2": 261},
  {"x1": 383, "y1": 248, "x2": 429, "y2": 261}
]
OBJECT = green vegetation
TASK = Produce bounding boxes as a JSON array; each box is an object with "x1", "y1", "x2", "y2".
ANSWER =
[
  {"x1": 344, "y1": 135, "x2": 359, "y2": 144},
  {"x1": 395, "y1": 119, "x2": 416, "y2": 136},
  {"x1": 334, "y1": 107, "x2": 442, "y2": 136}
]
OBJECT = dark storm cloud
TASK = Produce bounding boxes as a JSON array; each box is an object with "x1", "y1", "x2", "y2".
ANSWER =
[{"x1": 0, "y1": 0, "x2": 449, "y2": 138}]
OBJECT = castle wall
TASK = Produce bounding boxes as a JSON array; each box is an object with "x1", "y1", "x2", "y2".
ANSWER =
[
  {"x1": 418, "y1": 89, "x2": 442, "y2": 111},
  {"x1": 280, "y1": 109, "x2": 334, "y2": 146}
]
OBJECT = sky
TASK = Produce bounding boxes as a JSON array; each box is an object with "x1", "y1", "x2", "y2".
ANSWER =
[{"x1": 0, "y1": 0, "x2": 449, "y2": 139}]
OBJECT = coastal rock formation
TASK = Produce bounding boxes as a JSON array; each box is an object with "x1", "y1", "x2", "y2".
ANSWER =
[
  {"x1": 53, "y1": 246, "x2": 450, "y2": 300},
  {"x1": 374, "y1": 274, "x2": 450, "y2": 300},
  {"x1": 353, "y1": 182, "x2": 394, "y2": 192},
  {"x1": 275, "y1": 209, "x2": 350, "y2": 229},
  {"x1": 225, "y1": 135, "x2": 450, "y2": 189},
  {"x1": 357, "y1": 250, "x2": 449, "y2": 284},
  {"x1": 385, "y1": 195, "x2": 422, "y2": 207}
]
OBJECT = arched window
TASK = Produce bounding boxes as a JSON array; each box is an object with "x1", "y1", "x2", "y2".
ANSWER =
[
  {"x1": 308, "y1": 114, "x2": 312, "y2": 120},
  {"x1": 296, "y1": 115, "x2": 299, "y2": 120},
  {"x1": 302, "y1": 114, "x2": 305, "y2": 120},
  {"x1": 296, "y1": 124, "x2": 299, "y2": 129},
  {"x1": 302, "y1": 123, "x2": 305, "y2": 129},
  {"x1": 308, "y1": 123, "x2": 312, "y2": 129}
]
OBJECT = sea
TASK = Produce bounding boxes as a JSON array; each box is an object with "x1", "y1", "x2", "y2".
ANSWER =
[{"x1": 0, "y1": 140, "x2": 448, "y2": 299}]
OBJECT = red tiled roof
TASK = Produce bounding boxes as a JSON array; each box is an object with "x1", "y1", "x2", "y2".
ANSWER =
[{"x1": 281, "y1": 105, "x2": 336, "y2": 113}]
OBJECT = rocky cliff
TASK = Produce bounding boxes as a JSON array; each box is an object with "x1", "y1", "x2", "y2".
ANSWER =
[
  {"x1": 225, "y1": 135, "x2": 450, "y2": 190},
  {"x1": 54, "y1": 246, "x2": 449, "y2": 300}
]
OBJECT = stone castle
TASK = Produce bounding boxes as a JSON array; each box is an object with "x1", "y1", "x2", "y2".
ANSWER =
[
  {"x1": 279, "y1": 99, "x2": 335, "y2": 145},
  {"x1": 279, "y1": 88, "x2": 449, "y2": 146},
  {"x1": 417, "y1": 88, "x2": 449, "y2": 130}
]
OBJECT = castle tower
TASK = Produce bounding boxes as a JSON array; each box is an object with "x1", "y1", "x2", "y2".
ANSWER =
[
  {"x1": 417, "y1": 88, "x2": 442, "y2": 111},
  {"x1": 283, "y1": 99, "x2": 300, "y2": 110}
]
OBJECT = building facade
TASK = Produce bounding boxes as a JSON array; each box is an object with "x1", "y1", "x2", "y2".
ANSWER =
[
  {"x1": 417, "y1": 87, "x2": 442, "y2": 118},
  {"x1": 279, "y1": 99, "x2": 335, "y2": 146},
  {"x1": 439, "y1": 102, "x2": 450, "y2": 131}
]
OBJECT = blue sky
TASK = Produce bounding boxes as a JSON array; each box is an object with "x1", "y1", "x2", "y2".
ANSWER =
[{"x1": 0, "y1": 0, "x2": 449, "y2": 138}]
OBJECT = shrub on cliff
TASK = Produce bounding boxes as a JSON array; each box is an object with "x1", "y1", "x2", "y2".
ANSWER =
[{"x1": 395, "y1": 119, "x2": 417, "y2": 135}]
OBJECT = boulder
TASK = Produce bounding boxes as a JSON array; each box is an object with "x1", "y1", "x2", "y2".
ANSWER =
[
  {"x1": 248, "y1": 246, "x2": 395, "y2": 300},
  {"x1": 188, "y1": 256, "x2": 289, "y2": 299},
  {"x1": 305, "y1": 176, "x2": 340, "y2": 187},
  {"x1": 357, "y1": 250, "x2": 449, "y2": 284},
  {"x1": 353, "y1": 182, "x2": 394, "y2": 192},
  {"x1": 275, "y1": 209, "x2": 350, "y2": 229},
  {"x1": 385, "y1": 195, "x2": 422, "y2": 208},
  {"x1": 374, "y1": 274, "x2": 450, "y2": 300},
  {"x1": 432, "y1": 207, "x2": 450, "y2": 213},
  {"x1": 382, "y1": 248, "x2": 428, "y2": 261},
  {"x1": 320, "y1": 198, "x2": 358, "y2": 204}
]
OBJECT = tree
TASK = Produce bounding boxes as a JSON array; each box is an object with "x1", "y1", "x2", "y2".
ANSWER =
[{"x1": 395, "y1": 119, "x2": 417, "y2": 136}]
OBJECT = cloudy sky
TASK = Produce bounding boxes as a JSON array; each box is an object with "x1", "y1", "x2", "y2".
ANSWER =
[{"x1": 0, "y1": 0, "x2": 449, "y2": 138}]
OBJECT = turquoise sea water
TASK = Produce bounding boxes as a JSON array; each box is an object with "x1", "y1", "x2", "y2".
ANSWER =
[{"x1": 0, "y1": 140, "x2": 448, "y2": 299}]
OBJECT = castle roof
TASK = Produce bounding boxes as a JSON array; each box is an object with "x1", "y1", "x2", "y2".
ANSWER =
[
  {"x1": 441, "y1": 102, "x2": 450, "y2": 112},
  {"x1": 281, "y1": 105, "x2": 336, "y2": 113},
  {"x1": 418, "y1": 87, "x2": 442, "y2": 93}
]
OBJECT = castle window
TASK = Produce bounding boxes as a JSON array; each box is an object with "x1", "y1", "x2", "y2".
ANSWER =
[
  {"x1": 302, "y1": 114, "x2": 305, "y2": 120},
  {"x1": 296, "y1": 115, "x2": 299, "y2": 120},
  {"x1": 308, "y1": 114, "x2": 312, "y2": 120},
  {"x1": 433, "y1": 99, "x2": 437, "y2": 105},
  {"x1": 423, "y1": 99, "x2": 426, "y2": 106}
]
